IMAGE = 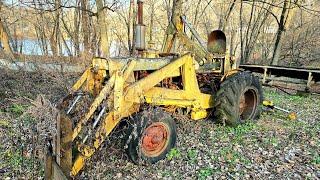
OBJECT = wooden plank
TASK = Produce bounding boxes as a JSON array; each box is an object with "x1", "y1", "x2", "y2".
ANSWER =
[
  {"x1": 307, "y1": 72, "x2": 314, "y2": 89},
  {"x1": 240, "y1": 64, "x2": 320, "y2": 82},
  {"x1": 240, "y1": 64, "x2": 320, "y2": 73}
]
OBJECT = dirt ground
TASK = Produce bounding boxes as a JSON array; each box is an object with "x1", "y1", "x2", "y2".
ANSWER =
[{"x1": 0, "y1": 69, "x2": 319, "y2": 179}]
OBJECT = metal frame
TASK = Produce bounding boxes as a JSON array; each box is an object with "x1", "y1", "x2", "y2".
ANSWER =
[{"x1": 46, "y1": 53, "x2": 214, "y2": 178}]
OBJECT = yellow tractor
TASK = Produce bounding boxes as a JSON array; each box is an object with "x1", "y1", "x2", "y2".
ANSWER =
[{"x1": 44, "y1": 0, "x2": 263, "y2": 179}]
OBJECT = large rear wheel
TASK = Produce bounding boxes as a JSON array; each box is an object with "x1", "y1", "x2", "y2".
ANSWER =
[{"x1": 214, "y1": 71, "x2": 263, "y2": 126}]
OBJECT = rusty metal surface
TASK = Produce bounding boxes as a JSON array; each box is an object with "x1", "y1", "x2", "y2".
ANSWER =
[
  {"x1": 57, "y1": 112, "x2": 73, "y2": 178},
  {"x1": 44, "y1": 150, "x2": 53, "y2": 179},
  {"x1": 141, "y1": 122, "x2": 169, "y2": 157},
  {"x1": 207, "y1": 30, "x2": 226, "y2": 54},
  {"x1": 137, "y1": 0, "x2": 144, "y2": 25},
  {"x1": 52, "y1": 160, "x2": 69, "y2": 180},
  {"x1": 99, "y1": 54, "x2": 221, "y2": 72},
  {"x1": 44, "y1": 151, "x2": 68, "y2": 180},
  {"x1": 104, "y1": 57, "x2": 173, "y2": 71}
]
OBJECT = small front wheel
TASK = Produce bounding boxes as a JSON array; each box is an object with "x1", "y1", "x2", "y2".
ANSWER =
[{"x1": 124, "y1": 108, "x2": 177, "y2": 164}]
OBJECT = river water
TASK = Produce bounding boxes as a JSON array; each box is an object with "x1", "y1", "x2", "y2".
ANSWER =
[{"x1": 10, "y1": 39, "x2": 119, "y2": 57}]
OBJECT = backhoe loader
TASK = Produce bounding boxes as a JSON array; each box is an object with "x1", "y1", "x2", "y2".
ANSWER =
[{"x1": 44, "y1": 0, "x2": 263, "y2": 179}]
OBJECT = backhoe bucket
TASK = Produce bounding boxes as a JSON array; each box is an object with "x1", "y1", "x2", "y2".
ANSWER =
[
  {"x1": 44, "y1": 112, "x2": 73, "y2": 180},
  {"x1": 207, "y1": 30, "x2": 226, "y2": 54}
]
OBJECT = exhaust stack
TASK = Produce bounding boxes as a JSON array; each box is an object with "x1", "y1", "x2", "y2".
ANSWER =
[{"x1": 135, "y1": 0, "x2": 146, "y2": 51}]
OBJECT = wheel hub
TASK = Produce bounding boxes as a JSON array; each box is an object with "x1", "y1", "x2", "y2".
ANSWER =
[
  {"x1": 239, "y1": 88, "x2": 258, "y2": 120},
  {"x1": 141, "y1": 122, "x2": 169, "y2": 157}
]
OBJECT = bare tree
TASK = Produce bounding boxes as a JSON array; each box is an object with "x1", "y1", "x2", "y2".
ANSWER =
[
  {"x1": 81, "y1": 0, "x2": 90, "y2": 57},
  {"x1": 271, "y1": 0, "x2": 300, "y2": 65},
  {"x1": 96, "y1": 0, "x2": 109, "y2": 57},
  {"x1": 239, "y1": 0, "x2": 275, "y2": 63}
]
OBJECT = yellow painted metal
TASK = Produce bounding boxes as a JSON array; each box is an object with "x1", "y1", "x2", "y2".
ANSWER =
[
  {"x1": 71, "y1": 103, "x2": 139, "y2": 176},
  {"x1": 71, "y1": 155, "x2": 86, "y2": 176},
  {"x1": 71, "y1": 69, "x2": 89, "y2": 92},
  {"x1": 224, "y1": 53, "x2": 231, "y2": 74},
  {"x1": 70, "y1": 61, "x2": 138, "y2": 176},
  {"x1": 72, "y1": 74, "x2": 116, "y2": 141},
  {"x1": 125, "y1": 54, "x2": 193, "y2": 103},
  {"x1": 220, "y1": 69, "x2": 242, "y2": 82},
  {"x1": 113, "y1": 71, "x2": 124, "y2": 120},
  {"x1": 142, "y1": 54, "x2": 212, "y2": 120},
  {"x1": 123, "y1": 60, "x2": 137, "y2": 80},
  {"x1": 49, "y1": 1, "x2": 241, "y2": 177},
  {"x1": 92, "y1": 57, "x2": 108, "y2": 70},
  {"x1": 191, "y1": 110, "x2": 208, "y2": 120},
  {"x1": 85, "y1": 69, "x2": 95, "y2": 93},
  {"x1": 182, "y1": 55, "x2": 200, "y2": 93},
  {"x1": 144, "y1": 88, "x2": 212, "y2": 109},
  {"x1": 263, "y1": 100, "x2": 274, "y2": 107},
  {"x1": 58, "y1": 53, "x2": 220, "y2": 177},
  {"x1": 143, "y1": 51, "x2": 159, "y2": 58}
]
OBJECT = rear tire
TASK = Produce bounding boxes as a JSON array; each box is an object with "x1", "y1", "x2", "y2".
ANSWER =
[
  {"x1": 124, "y1": 108, "x2": 177, "y2": 164},
  {"x1": 214, "y1": 71, "x2": 263, "y2": 126}
]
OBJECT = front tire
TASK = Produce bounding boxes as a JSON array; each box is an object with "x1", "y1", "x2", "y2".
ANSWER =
[
  {"x1": 125, "y1": 108, "x2": 177, "y2": 164},
  {"x1": 214, "y1": 71, "x2": 263, "y2": 126}
]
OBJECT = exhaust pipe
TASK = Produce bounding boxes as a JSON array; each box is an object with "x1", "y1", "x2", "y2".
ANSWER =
[{"x1": 135, "y1": 0, "x2": 146, "y2": 51}]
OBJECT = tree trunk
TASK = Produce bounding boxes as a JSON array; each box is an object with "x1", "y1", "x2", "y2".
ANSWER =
[
  {"x1": 148, "y1": 0, "x2": 155, "y2": 46},
  {"x1": 222, "y1": 0, "x2": 237, "y2": 31},
  {"x1": 270, "y1": 1, "x2": 288, "y2": 65},
  {"x1": 50, "y1": 0, "x2": 61, "y2": 56},
  {"x1": 0, "y1": 18, "x2": 14, "y2": 57},
  {"x1": 131, "y1": 0, "x2": 137, "y2": 55},
  {"x1": 74, "y1": 6, "x2": 81, "y2": 56},
  {"x1": 162, "y1": 0, "x2": 182, "y2": 53},
  {"x1": 81, "y1": 0, "x2": 90, "y2": 57},
  {"x1": 96, "y1": 0, "x2": 109, "y2": 57},
  {"x1": 271, "y1": 0, "x2": 298, "y2": 65},
  {"x1": 128, "y1": 0, "x2": 134, "y2": 54},
  {"x1": 239, "y1": 0, "x2": 244, "y2": 64}
]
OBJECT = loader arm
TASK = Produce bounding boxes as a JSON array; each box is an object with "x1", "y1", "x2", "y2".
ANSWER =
[{"x1": 45, "y1": 53, "x2": 214, "y2": 178}]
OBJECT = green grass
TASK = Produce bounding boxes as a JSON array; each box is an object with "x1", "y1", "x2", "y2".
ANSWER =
[
  {"x1": 198, "y1": 167, "x2": 213, "y2": 180},
  {"x1": 187, "y1": 149, "x2": 197, "y2": 163},
  {"x1": 7, "y1": 151, "x2": 24, "y2": 168},
  {"x1": 8, "y1": 104, "x2": 28, "y2": 116},
  {"x1": 218, "y1": 146, "x2": 251, "y2": 166},
  {"x1": 161, "y1": 170, "x2": 172, "y2": 177},
  {"x1": 167, "y1": 148, "x2": 181, "y2": 160},
  {"x1": 229, "y1": 123, "x2": 257, "y2": 143},
  {"x1": 213, "y1": 122, "x2": 257, "y2": 144},
  {"x1": 261, "y1": 136, "x2": 279, "y2": 148},
  {"x1": 1, "y1": 149, "x2": 36, "y2": 173},
  {"x1": 312, "y1": 153, "x2": 320, "y2": 165},
  {"x1": 0, "y1": 119, "x2": 10, "y2": 127},
  {"x1": 21, "y1": 115, "x2": 36, "y2": 126}
]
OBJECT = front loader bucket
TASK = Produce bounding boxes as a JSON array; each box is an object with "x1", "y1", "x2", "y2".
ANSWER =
[{"x1": 44, "y1": 112, "x2": 73, "y2": 180}]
